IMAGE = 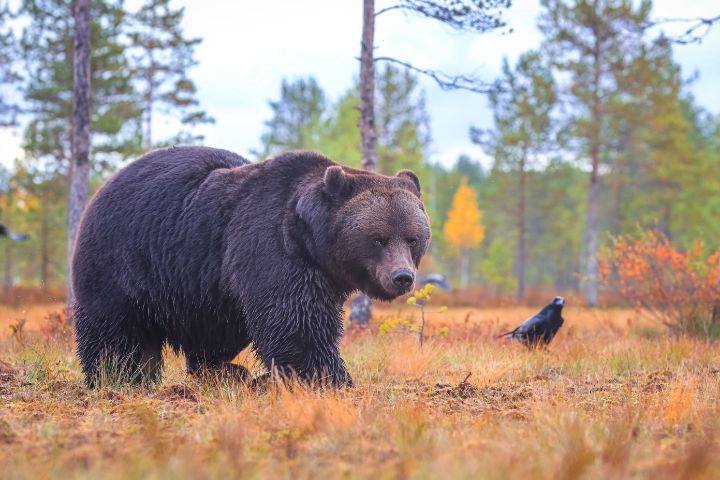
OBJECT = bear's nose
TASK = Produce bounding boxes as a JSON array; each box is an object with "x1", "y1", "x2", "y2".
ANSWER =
[{"x1": 391, "y1": 269, "x2": 414, "y2": 290}]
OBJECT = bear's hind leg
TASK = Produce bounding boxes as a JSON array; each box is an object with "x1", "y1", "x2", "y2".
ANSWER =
[{"x1": 74, "y1": 306, "x2": 164, "y2": 387}]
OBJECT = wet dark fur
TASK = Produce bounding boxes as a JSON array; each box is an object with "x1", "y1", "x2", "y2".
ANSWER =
[{"x1": 72, "y1": 146, "x2": 430, "y2": 387}]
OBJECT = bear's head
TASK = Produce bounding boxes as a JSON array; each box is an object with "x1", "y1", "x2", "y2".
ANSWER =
[{"x1": 294, "y1": 164, "x2": 431, "y2": 301}]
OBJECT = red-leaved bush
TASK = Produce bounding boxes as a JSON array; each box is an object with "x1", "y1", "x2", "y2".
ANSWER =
[{"x1": 600, "y1": 230, "x2": 720, "y2": 338}]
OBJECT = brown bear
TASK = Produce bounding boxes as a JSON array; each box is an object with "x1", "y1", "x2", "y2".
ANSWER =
[{"x1": 72, "y1": 146, "x2": 430, "y2": 387}]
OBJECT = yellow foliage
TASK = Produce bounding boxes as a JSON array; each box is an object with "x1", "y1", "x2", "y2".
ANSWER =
[
  {"x1": 443, "y1": 177, "x2": 485, "y2": 250},
  {"x1": 406, "y1": 283, "x2": 434, "y2": 306},
  {"x1": 0, "y1": 189, "x2": 41, "y2": 212},
  {"x1": 378, "y1": 316, "x2": 416, "y2": 336}
]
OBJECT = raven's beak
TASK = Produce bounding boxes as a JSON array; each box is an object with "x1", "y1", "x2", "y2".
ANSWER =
[{"x1": 553, "y1": 296, "x2": 565, "y2": 306}]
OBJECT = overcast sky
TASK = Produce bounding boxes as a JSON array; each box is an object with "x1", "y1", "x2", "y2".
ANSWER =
[{"x1": 1, "y1": 0, "x2": 718, "y2": 169}]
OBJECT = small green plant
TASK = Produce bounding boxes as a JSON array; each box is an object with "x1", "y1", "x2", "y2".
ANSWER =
[{"x1": 406, "y1": 284, "x2": 447, "y2": 347}]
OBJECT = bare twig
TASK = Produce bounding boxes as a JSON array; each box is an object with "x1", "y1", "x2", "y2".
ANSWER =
[
  {"x1": 645, "y1": 15, "x2": 720, "y2": 44},
  {"x1": 374, "y1": 56, "x2": 495, "y2": 94},
  {"x1": 374, "y1": 5, "x2": 411, "y2": 17}
]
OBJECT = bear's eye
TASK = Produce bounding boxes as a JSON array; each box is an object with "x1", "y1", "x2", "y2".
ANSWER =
[
  {"x1": 407, "y1": 238, "x2": 418, "y2": 247},
  {"x1": 373, "y1": 238, "x2": 387, "y2": 247}
]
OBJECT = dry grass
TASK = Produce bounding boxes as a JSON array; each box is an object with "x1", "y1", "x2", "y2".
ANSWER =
[{"x1": 1, "y1": 303, "x2": 719, "y2": 479}]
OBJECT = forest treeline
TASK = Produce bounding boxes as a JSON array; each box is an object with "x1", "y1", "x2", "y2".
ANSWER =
[
  {"x1": 0, "y1": 0, "x2": 718, "y2": 304},
  {"x1": 0, "y1": 0, "x2": 210, "y2": 297}
]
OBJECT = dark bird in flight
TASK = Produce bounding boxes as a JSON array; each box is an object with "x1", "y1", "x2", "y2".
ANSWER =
[
  {"x1": 0, "y1": 224, "x2": 29, "y2": 241},
  {"x1": 500, "y1": 296, "x2": 565, "y2": 349},
  {"x1": 417, "y1": 273, "x2": 452, "y2": 292}
]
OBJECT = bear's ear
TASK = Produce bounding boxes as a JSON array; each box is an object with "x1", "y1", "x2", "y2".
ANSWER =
[
  {"x1": 323, "y1": 165, "x2": 352, "y2": 198},
  {"x1": 397, "y1": 170, "x2": 421, "y2": 197}
]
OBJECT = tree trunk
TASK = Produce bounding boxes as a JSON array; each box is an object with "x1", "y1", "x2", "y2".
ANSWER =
[
  {"x1": 586, "y1": 154, "x2": 600, "y2": 307},
  {"x1": 460, "y1": 248, "x2": 470, "y2": 289},
  {"x1": 585, "y1": 29, "x2": 602, "y2": 308},
  {"x1": 2, "y1": 187, "x2": 11, "y2": 299},
  {"x1": 359, "y1": 0, "x2": 376, "y2": 172},
  {"x1": 41, "y1": 203, "x2": 50, "y2": 290},
  {"x1": 661, "y1": 201, "x2": 672, "y2": 239},
  {"x1": 712, "y1": 266, "x2": 720, "y2": 333},
  {"x1": 66, "y1": 0, "x2": 91, "y2": 306},
  {"x1": 144, "y1": 56, "x2": 154, "y2": 151},
  {"x1": 516, "y1": 151, "x2": 527, "y2": 301},
  {"x1": 350, "y1": 0, "x2": 378, "y2": 329},
  {"x1": 3, "y1": 240, "x2": 11, "y2": 299}
]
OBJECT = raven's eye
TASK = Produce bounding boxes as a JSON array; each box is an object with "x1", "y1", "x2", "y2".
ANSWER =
[
  {"x1": 373, "y1": 238, "x2": 387, "y2": 247},
  {"x1": 407, "y1": 238, "x2": 418, "y2": 246}
]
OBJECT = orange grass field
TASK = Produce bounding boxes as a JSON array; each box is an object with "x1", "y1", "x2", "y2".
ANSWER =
[{"x1": 1, "y1": 302, "x2": 719, "y2": 479}]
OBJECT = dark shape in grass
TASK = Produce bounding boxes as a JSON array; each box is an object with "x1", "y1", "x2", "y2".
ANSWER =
[{"x1": 499, "y1": 296, "x2": 565, "y2": 349}]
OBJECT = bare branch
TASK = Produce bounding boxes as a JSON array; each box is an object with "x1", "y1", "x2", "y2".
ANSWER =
[
  {"x1": 374, "y1": 5, "x2": 411, "y2": 17},
  {"x1": 645, "y1": 15, "x2": 720, "y2": 44},
  {"x1": 374, "y1": 56, "x2": 495, "y2": 94}
]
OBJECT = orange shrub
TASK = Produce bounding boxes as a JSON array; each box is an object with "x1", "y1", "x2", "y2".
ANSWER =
[{"x1": 599, "y1": 230, "x2": 720, "y2": 338}]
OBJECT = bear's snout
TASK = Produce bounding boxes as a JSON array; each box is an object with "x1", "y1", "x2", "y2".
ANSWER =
[{"x1": 391, "y1": 269, "x2": 414, "y2": 291}]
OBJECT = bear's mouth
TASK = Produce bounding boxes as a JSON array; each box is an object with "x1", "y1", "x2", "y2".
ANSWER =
[
  {"x1": 365, "y1": 285, "x2": 402, "y2": 301},
  {"x1": 365, "y1": 277, "x2": 414, "y2": 301}
]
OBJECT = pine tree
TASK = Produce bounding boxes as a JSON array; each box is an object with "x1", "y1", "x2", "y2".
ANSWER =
[
  {"x1": 21, "y1": 0, "x2": 143, "y2": 295},
  {"x1": 13, "y1": 159, "x2": 66, "y2": 288},
  {"x1": 128, "y1": 0, "x2": 212, "y2": 149},
  {"x1": 631, "y1": 38, "x2": 697, "y2": 241},
  {"x1": 305, "y1": 90, "x2": 362, "y2": 168},
  {"x1": 0, "y1": 1, "x2": 19, "y2": 127},
  {"x1": 259, "y1": 77, "x2": 326, "y2": 156},
  {"x1": 375, "y1": 64, "x2": 432, "y2": 184},
  {"x1": 678, "y1": 101, "x2": 720, "y2": 247},
  {"x1": 66, "y1": 0, "x2": 91, "y2": 304},
  {"x1": 481, "y1": 238, "x2": 516, "y2": 296},
  {"x1": 472, "y1": 51, "x2": 555, "y2": 300},
  {"x1": 539, "y1": 0, "x2": 650, "y2": 306},
  {"x1": 443, "y1": 177, "x2": 485, "y2": 287},
  {"x1": 359, "y1": 0, "x2": 510, "y2": 171},
  {"x1": 21, "y1": 0, "x2": 142, "y2": 171},
  {"x1": 263, "y1": 69, "x2": 431, "y2": 178},
  {"x1": 359, "y1": 0, "x2": 376, "y2": 171}
]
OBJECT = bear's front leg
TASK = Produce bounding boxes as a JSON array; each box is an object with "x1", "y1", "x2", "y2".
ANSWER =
[{"x1": 246, "y1": 296, "x2": 353, "y2": 388}]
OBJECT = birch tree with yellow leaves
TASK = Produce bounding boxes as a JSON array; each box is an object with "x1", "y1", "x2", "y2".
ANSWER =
[{"x1": 443, "y1": 177, "x2": 485, "y2": 288}]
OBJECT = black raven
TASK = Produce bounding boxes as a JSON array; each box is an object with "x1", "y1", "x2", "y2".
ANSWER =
[
  {"x1": 500, "y1": 296, "x2": 565, "y2": 349},
  {"x1": 0, "y1": 224, "x2": 29, "y2": 241}
]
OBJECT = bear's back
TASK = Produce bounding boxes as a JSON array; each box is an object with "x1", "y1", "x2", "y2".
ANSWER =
[{"x1": 73, "y1": 147, "x2": 252, "y2": 302}]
